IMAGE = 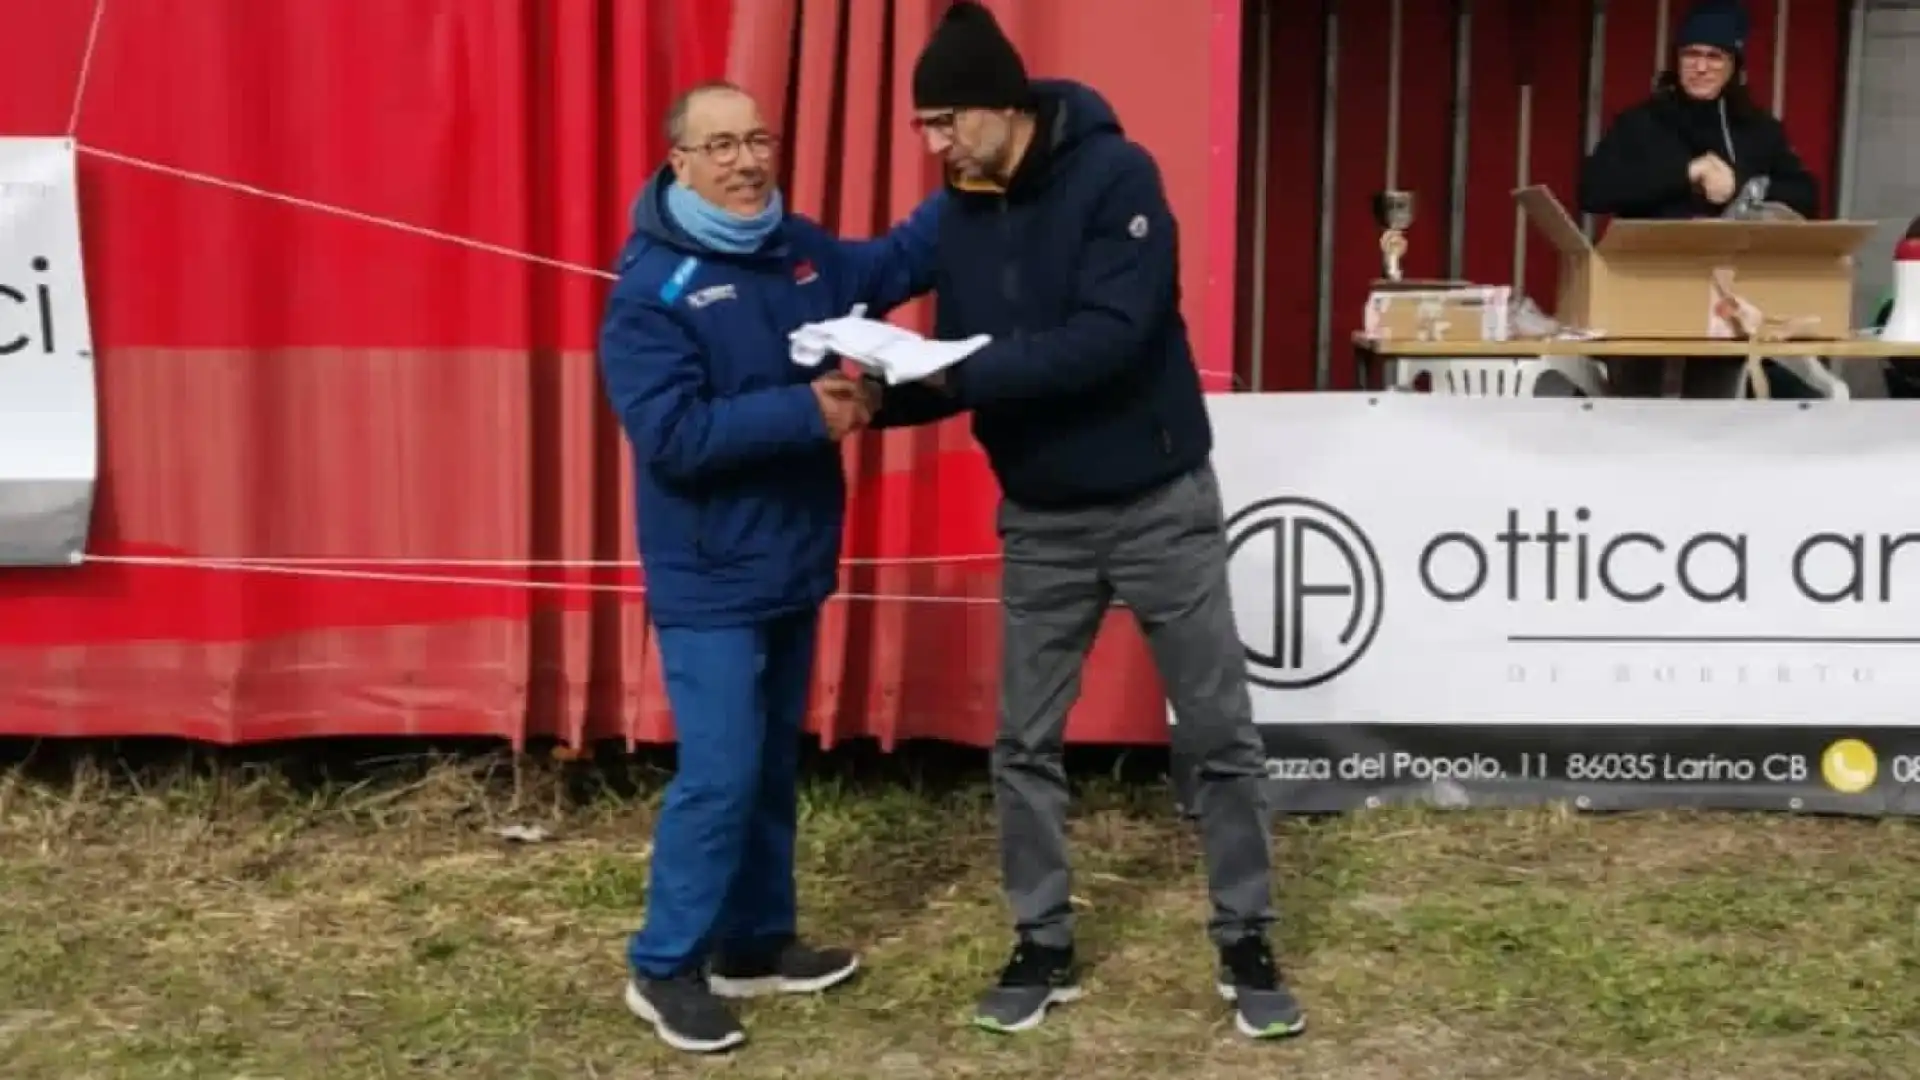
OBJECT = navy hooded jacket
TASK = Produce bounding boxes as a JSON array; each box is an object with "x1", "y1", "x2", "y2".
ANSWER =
[
  {"x1": 598, "y1": 168, "x2": 942, "y2": 627},
  {"x1": 872, "y1": 80, "x2": 1212, "y2": 510}
]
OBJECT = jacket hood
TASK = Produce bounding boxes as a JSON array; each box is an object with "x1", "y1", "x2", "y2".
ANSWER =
[
  {"x1": 1033, "y1": 78, "x2": 1123, "y2": 156},
  {"x1": 630, "y1": 165, "x2": 689, "y2": 248}
]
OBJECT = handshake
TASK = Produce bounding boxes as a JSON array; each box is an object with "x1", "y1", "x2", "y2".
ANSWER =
[
  {"x1": 789, "y1": 307, "x2": 984, "y2": 439},
  {"x1": 810, "y1": 371, "x2": 884, "y2": 442}
]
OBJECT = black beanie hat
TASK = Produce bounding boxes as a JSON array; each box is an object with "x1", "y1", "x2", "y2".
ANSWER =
[
  {"x1": 1676, "y1": 0, "x2": 1749, "y2": 57},
  {"x1": 912, "y1": 1, "x2": 1031, "y2": 111}
]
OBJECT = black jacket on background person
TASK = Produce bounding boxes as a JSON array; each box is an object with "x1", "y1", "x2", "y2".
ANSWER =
[{"x1": 1578, "y1": 85, "x2": 1819, "y2": 221}]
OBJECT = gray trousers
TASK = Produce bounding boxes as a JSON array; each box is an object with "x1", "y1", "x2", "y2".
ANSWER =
[{"x1": 993, "y1": 462, "x2": 1275, "y2": 949}]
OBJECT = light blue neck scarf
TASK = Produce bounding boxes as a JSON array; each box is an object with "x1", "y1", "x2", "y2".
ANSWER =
[{"x1": 665, "y1": 182, "x2": 784, "y2": 254}]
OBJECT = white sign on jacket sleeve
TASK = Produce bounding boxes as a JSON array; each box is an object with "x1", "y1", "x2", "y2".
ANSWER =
[{"x1": 0, "y1": 137, "x2": 96, "y2": 567}]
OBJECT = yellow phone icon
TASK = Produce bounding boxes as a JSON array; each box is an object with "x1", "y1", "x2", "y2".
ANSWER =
[{"x1": 1821, "y1": 739, "x2": 1877, "y2": 794}]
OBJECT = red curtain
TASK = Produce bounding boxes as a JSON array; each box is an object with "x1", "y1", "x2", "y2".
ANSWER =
[
  {"x1": 0, "y1": 1, "x2": 730, "y2": 746},
  {"x1": 0, "y1": 0, "x2": 1234, "y2": 751}
]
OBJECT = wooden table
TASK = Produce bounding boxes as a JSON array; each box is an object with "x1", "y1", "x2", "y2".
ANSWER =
[{"x1": 1351, "y1": 335, "x2": 1920, "y2": 395}]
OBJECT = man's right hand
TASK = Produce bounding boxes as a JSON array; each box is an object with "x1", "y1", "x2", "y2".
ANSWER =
[
  {"x1": 812, "y1": 373, "x2": 871, "y2": 441},
  {"x1": 1689, "y1": 153, "x2": 1736, "y2": 205}
]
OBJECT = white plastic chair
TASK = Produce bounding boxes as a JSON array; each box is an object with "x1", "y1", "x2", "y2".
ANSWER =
[
  {"x1": 1389, "y1": 355, "x2": 1608, "y2": 398},
  {"x1": 1739, "y1": 354, "x2": 1851, "y2": 400}
]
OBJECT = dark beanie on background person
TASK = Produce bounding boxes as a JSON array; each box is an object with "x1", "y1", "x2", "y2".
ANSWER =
[
  {"x1": 1675, "y1": 0, "x2": 1750, "y2": 57},
  {"x1": 912, "y1": 1, "x2": 1031, "y2": 111}
]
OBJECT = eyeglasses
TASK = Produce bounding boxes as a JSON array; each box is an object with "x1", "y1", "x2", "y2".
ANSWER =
[
  {"x1": 678, "y1": 131, "x2": 781, "y2": 165},
  {"x1": 1678, "y1": 46, "x2": 1731, "y2": 68},
  {"x1": 909, "y1": 111, "x2": 958, "y2": 135}
]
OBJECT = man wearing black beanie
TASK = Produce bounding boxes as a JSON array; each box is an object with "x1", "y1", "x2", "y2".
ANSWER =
[{"x1": 866, "y1": 0, "x2": 1306, "y2": 1043}]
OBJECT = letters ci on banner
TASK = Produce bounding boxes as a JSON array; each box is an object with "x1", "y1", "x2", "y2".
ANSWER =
[
  {"x1": 1203, "y1": 393, "x2": 1920, "y2": 818},
  {"x1": 0, "y1": 137, "x2": 95, "y2": 567}
]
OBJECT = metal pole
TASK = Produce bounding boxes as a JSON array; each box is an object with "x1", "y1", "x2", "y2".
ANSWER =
[
  {"x1": 1447, "y1": 0, "x2": 1473, "y2": 280},
  {"x1": 1312, "y1": 2, "x2": 1341, "y2": 390},
  {"x1": 1386, "y1": 0, "x2": 1403, "y2": 190},
  {"x1": 1655, "y1": 0, "x2": 1672, "y2": 81},
  {"x1": 1834, "y1": 0, "x2": 1866, "y2": 218},
  {"x1": 1771, "y1": 0, "x2": 1791, "y2": 116},
  {"x1": 1249, "y1": 0, "x2": 1274, "y2": 392},
  {"x1": 1582, "y1": 0, "x2": 1607, "y2": 238},
  {"x1": 1511, "y1": 4, "x2": 1535, "y2": 293},
  {"x1": 1513, "y1": 84, "x2": 1532, "y2": 289}
]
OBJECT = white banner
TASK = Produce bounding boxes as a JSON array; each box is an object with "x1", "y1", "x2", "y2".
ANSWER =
[
  {"x1": 1212, "y1": 393, "x2": 1920, "y2": 725},
  {"x1": 0, "y1": 137, "x2": 95, "y2": 566}
]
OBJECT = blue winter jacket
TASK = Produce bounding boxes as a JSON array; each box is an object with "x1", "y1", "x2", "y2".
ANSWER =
[
  {"x1": 870, "y1": 80, "x2": 1212, "y2": 510},
  {"x1": 598, "y1": 168, "x2": 942, "y2": 627}
]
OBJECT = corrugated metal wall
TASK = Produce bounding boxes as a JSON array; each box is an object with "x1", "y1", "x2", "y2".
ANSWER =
[
  {"x1": 1839, "y1": 0, "x2": 1920, "y2": 322},
  {"x1": 1241, "y1": 0, "x2": 1849, "y2": 391}
]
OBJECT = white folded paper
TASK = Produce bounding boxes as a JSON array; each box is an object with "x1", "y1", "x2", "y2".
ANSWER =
[{"x1": 790, "y1": 305, "x2": 991, "y2": 385}]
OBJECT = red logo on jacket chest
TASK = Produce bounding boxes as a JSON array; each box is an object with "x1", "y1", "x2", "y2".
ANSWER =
[{"x1": 792, "y1": 259, "x2": 819, "y2": 285}]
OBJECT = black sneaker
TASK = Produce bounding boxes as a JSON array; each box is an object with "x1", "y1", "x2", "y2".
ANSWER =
[
  {"x1": 624, "y1": 971, "x2": 746, "y2": 1054},
  {"x1": 972, "y1": 940, "x2": 1082, "y2": 1033},
  {"x1": 1216, "y1": 935, "x2": 1306, "y2": 1039},
  {"x1": 708, "y1": 939, "x2": 860, "y2": 999}
]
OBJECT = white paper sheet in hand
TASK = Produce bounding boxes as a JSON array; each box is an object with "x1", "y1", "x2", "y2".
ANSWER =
[
  {"x1": 789, "y1": 309, "x2": 991, "y2": 385},
  {"x1": 867, "y1": 330, "x2": 993, "y2": 384}
]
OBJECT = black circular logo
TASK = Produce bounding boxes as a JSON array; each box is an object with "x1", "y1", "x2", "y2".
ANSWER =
[{"x1": 1224, "y1": 496, "x2": 1385, "y2": 689}]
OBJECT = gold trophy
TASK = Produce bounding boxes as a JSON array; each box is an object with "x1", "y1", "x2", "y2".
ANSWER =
[{"x1": 1372, "y1": 190, "x2": 1415, "y2": 283}]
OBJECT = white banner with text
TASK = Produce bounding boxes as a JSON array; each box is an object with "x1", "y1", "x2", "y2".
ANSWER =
[
  {"x1": 1195, "y1": 393, "x2": 1920, "y2": 815},
  {"x1": 1211, "y1": 393, "x2": 1920, "y2": 726},
  {"x1": 0, "y1": 137, "x2": 96, "y2": 566}
]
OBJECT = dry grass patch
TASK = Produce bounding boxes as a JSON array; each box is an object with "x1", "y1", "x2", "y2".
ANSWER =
[{"x1": 2, "y1": 746, "x2": 1918, "y2": 1079}]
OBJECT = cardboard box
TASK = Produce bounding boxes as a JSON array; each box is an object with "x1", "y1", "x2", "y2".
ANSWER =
[
  {"x1": 1514, "y1": 185, "x2": 1878, "y2": 340},
  {"x1": 1363, "y1": 283, "x2": 1512, "y2": 342}
]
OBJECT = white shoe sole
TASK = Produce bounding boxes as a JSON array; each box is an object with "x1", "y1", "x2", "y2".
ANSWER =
[
  {"x1": 624, "y1": 982, "x2": 747, "y2": 1054},
  {"x1": 974, "y1": 986, "x2": 1084, "y2": 1033},
  {"x1": 1216, "y1": 983, "x2": 1307, "y2": 1039},
  {"x1": 709, "y1": 956, "x2": 861, "y2": 999}
]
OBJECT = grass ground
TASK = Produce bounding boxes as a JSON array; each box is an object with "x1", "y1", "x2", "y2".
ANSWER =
[{"x1": 3, "y1": 741, "x2": 1919, "y2": 1080}]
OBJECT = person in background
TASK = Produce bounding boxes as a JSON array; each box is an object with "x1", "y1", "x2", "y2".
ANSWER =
[
  {"x1": 865, "y1": 0, "x2": 1306, "y2": 1043},
  {"x1": 597, "y1": 80, "x2": 941, "y2": 1055},
  {"x1": 1580, "y1": 0, "x2": 1817, "y2": 222},
  {"x1": 1578, "y1": 1, "x2": 1825, "y2": 399}
]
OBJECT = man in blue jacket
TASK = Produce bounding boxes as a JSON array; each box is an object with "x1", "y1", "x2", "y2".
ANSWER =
[
  {"x1": 868, "y1": 1, "x2": 1304, "y2": 1043},
  {"x1": 598, "y1": 80, "x2": 941, "y2": 1055}
]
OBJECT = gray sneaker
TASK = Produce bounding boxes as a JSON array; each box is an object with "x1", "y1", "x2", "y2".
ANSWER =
[
  {"x1": 972, "y1": 940, "x2": 1082, "y2": 1033},
  {"x1": 1216, "y1": 936, "x2": 1306, "y2": 1039},
  {"x1": 708, "y1": 939, "x2": 860, "y2": 998},
  {"x1": 624, "y1": 971, "x2": 747, "y2": 1054}
]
